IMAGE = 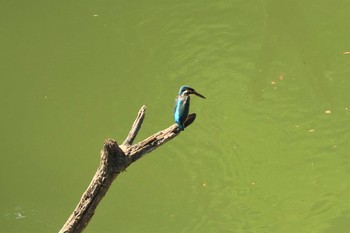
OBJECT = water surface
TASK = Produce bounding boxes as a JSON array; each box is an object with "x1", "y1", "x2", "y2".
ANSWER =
[{"x1": 0, "y1": 1, "x2": 349, "y2": 232}]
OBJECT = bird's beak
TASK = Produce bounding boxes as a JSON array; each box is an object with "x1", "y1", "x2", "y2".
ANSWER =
[{"x1": 193, "y1": 91, "x2": 206, "y2": 99}]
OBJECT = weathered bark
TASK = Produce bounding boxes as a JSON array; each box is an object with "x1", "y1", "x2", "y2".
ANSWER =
[{"x1": 59, "y1": 105, "x2": 196, "y2": 233}]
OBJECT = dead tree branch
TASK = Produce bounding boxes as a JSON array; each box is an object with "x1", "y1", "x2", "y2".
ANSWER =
[{"x1": 59, "y1": 105, "x2": 196, "y2": 233}]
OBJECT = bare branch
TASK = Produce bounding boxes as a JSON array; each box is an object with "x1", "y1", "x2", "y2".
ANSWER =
[
  {"x1": 59, "y1": 139, "x2": 128, "y2": 233},
  {"x1": 59, "y1": 107, "x2": 196, "y2": 233},
  {"x1": 122, "y1": 105, "x2": 146, "y2": 146},
  {"x1": 125, "y1": 113, "x2": 196, "y2": 163}
]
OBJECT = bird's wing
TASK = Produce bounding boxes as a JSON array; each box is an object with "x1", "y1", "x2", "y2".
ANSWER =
[{"x1": 176, "y1": 96, "x2": 190, "y2": 124}]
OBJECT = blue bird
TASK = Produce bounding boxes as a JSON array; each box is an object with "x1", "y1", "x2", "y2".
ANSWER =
[{"x1": 174, "y1": 85, "x2": 205, "y2": 131}]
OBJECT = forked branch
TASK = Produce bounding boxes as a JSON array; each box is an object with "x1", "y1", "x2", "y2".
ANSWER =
[{"x1": 59, "y1": 105, "x2": 196, "y2": 233}]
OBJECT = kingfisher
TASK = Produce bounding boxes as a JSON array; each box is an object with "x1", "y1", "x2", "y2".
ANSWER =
[{"x1": 174, "y1": 85, "x2": 205, "y2": 131}]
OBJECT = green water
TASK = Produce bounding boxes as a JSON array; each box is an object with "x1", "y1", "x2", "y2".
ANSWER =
[{"x1": 1, "y1": 1, "x2": 349, "y2": 232}]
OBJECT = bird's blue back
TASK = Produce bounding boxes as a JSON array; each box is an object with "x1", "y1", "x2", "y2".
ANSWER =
[{"x1": 174, "y1": 95, "x2": 190, "y2": 130}]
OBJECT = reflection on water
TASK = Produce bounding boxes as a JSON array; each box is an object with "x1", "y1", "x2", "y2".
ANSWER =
[
  {"x1": 3, "y1": 206, "x2": 37, "y2": 220},
  {"x1": 2, "y1": 206, "x2": 35, "y2": 221},
  {"x1": 1, "y1": 206, "x2": 58, "y2": 231}
]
